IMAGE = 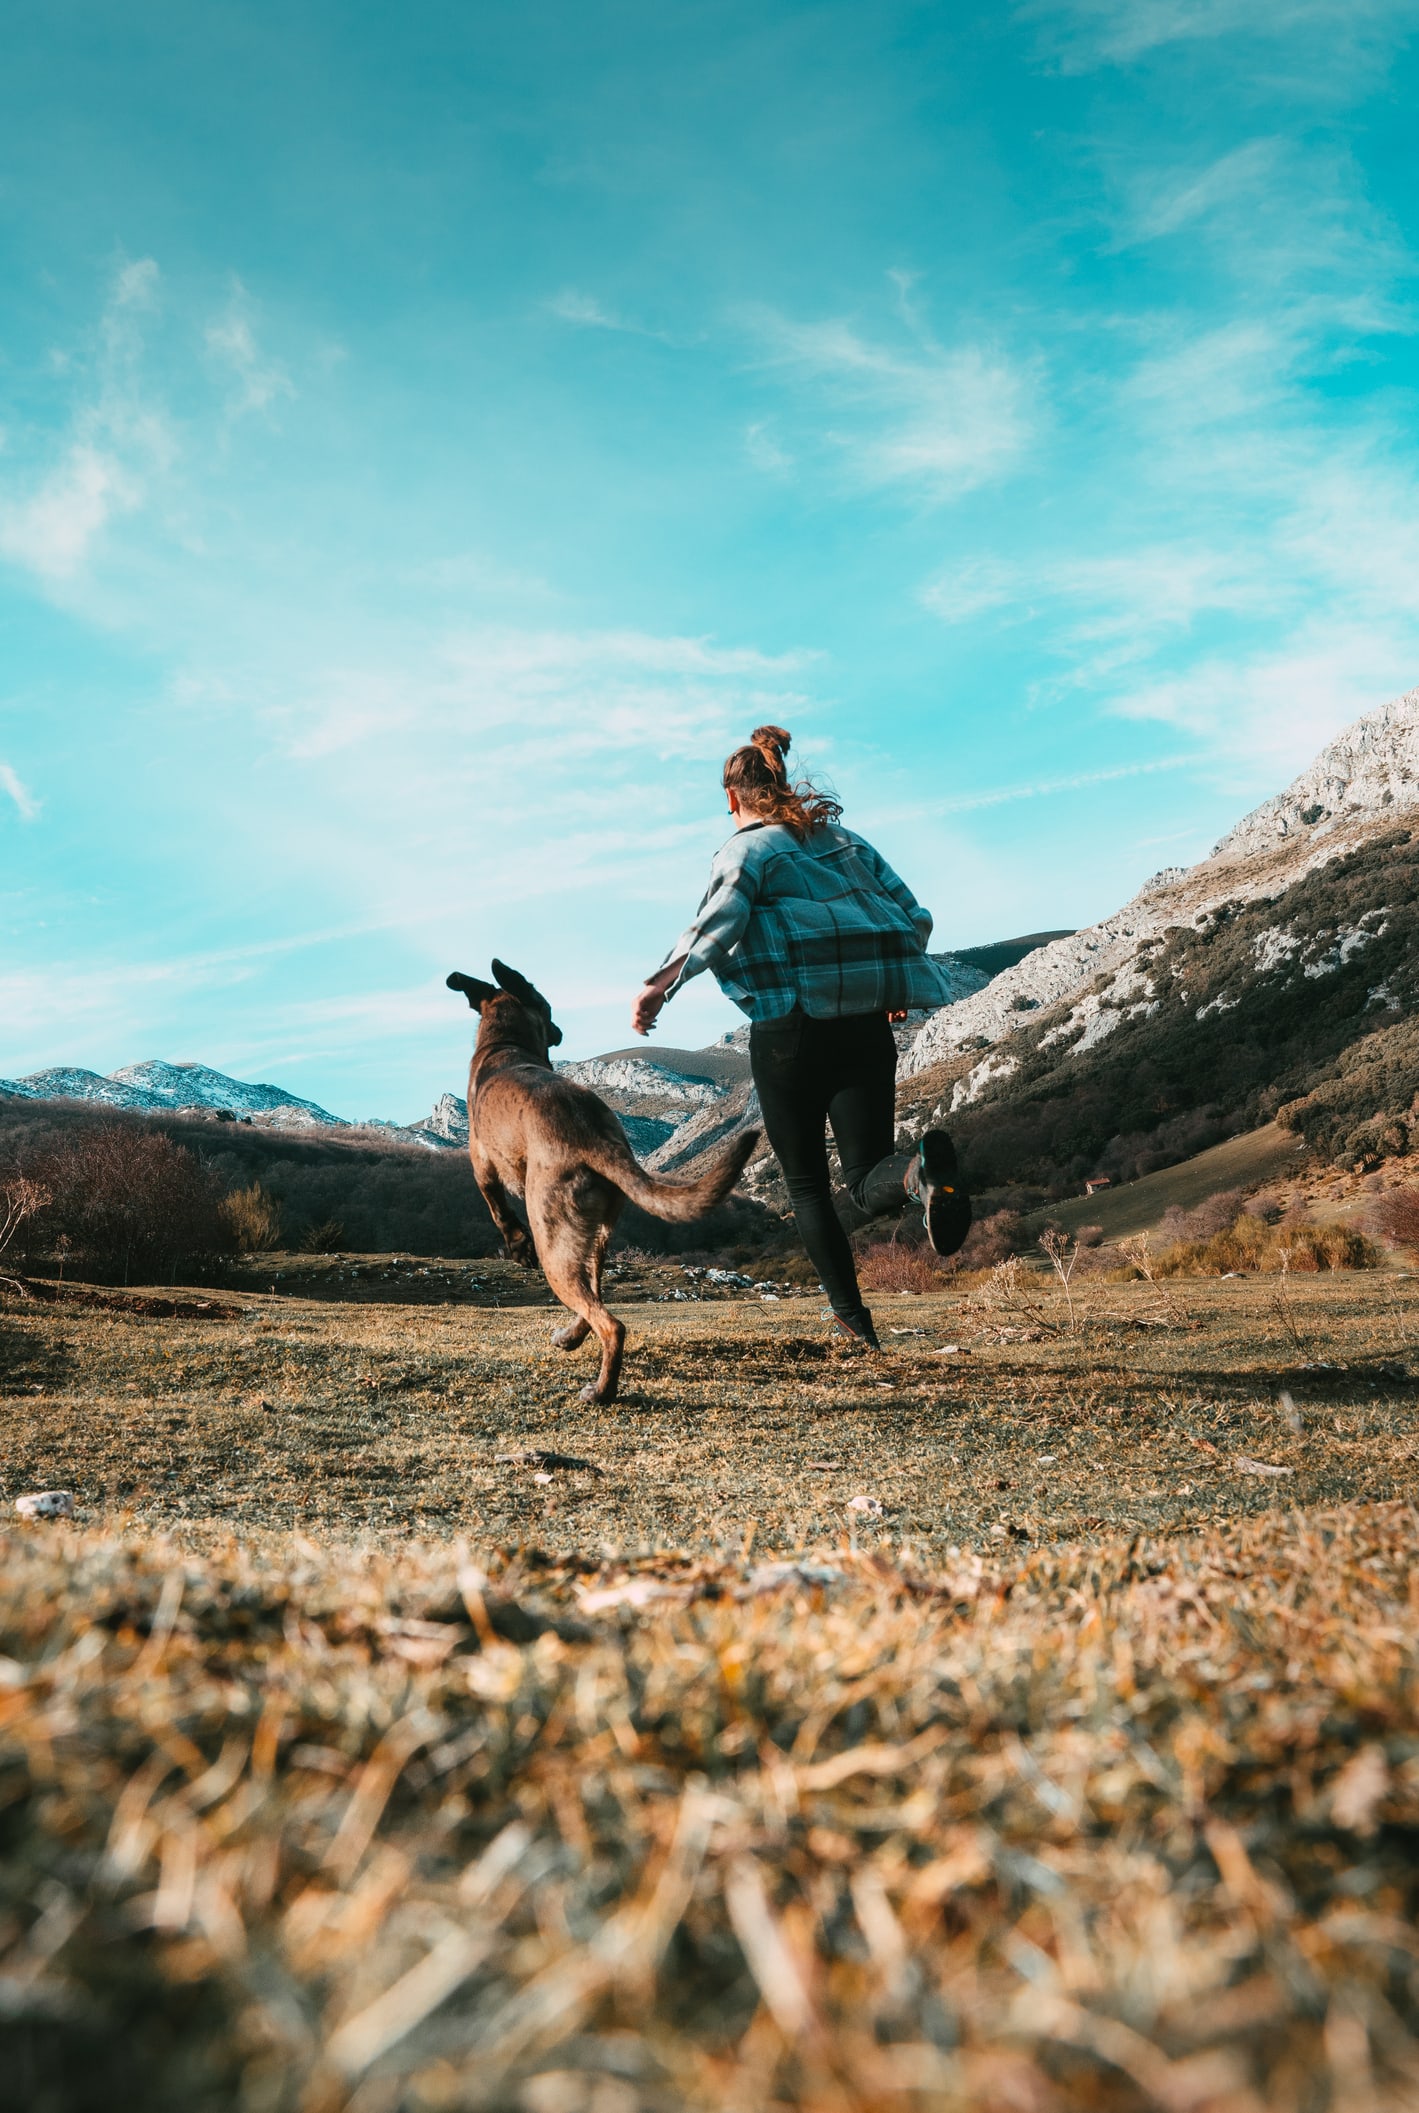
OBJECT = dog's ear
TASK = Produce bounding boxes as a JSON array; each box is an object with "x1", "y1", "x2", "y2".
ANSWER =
[
  {"x1": 491, "y1": 959, "x2": 563, "y2": 1048},
  {"x1": 446, "y1": 971, "x2": 500, "y2": 1011},
  {"x1": 490, "y1": 959, "x2": 546, "y2": 1007}
]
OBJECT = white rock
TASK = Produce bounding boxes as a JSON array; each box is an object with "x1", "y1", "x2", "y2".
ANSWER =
[
  {"x1": 847, "y1": 1493, "x2": 884, "y2": 1516},
  {"x1": 15, "y1": 1490, "x2": 73, "y2": 1520}
]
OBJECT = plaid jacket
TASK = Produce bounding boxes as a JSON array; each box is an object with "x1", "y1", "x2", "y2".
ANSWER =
[{"x1": 661, "y1": 821, "x2": 958, "y2": 1022}]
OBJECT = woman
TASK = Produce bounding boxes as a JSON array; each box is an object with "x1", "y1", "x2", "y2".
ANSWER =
[{"x1": 632, "y1": 724, "x2": 970, "y2": 1347}]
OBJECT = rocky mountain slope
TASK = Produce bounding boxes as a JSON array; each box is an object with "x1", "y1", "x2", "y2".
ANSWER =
[
  {"x1": 896, "y1": 684, "x2": 1419, "y2": 1197},
  {"x1": 905, "y1": 685, "x2": 1419, "y2": 1084}
]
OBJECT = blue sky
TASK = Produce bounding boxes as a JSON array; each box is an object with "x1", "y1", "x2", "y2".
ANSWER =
[{"x1": 2, "y1": 0, "x2": 1417, "y2": 1119}]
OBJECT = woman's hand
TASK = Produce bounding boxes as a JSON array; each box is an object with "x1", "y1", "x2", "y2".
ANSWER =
[
  {"x1": 632, "y1": 981, "x2": 667, "y2": 1036},
  {"x1": 632, "y1": 956, "x2": 687, "y2": 1036}
]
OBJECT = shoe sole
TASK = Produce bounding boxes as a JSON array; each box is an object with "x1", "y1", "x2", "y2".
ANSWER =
[{"x1": 918, "y1": 1131, "x2": 971, "y2": 1257}]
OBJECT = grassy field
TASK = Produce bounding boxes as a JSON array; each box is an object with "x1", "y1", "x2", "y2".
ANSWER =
[
  {"x1": 1019, "y1": 1124, "x2": 1312, "y2": 1243},
  {"x1": 3, "y1": 1266, "x2": 1419, "y2": 2109}
]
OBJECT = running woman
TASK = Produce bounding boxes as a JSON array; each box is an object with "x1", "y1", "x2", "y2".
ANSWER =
[{"x1": 631, "y1": 725, "x2": 970, "y2": 1347}]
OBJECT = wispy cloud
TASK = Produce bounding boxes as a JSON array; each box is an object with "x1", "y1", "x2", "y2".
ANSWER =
[
  {"x1": 932, "y1": 754, "x2": 1194, "y2": 815},
  {"x1": 750, "y1": 300, "x2": 1034, "y2": 503},
  {"x1": 546, "y1": 289, "x2": 679, "y2": 341},
  {"x1": 0, "y1": 764, "x2": 39, "y2": 821},
  {"x1": 1020, "y1": 0, "x2": 1415, "y2": 72},
  {"x1": 744, "y1": 421, "x2": 792, "y2": 474},
  {"x1": 205, "y1": 281, "x2": 295, "y2": 419},
  {"x1": 1110, "y1": 623, "x2": 1419, "y2": 778},
  {"x1": 920, "y1": 556, "x2": 1024, "y2": 624},
  {"x1": 282, "y1": 625, "x2": 815, "y2": 762},
  {"x1": 0, "y1": 257, "x2": 170, "y2": 583}
]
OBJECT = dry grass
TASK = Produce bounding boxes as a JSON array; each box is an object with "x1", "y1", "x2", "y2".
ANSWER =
[
  {"x1": 3, "y1": 1266, "x2": 1419, "y2": 1546},
  {"x1": 1143, "y1": 1220, "x2": 1382, "y2": 1280},
  {"x1": 4, "y1": 1268, "x2": 1419, "y2": 2108}
]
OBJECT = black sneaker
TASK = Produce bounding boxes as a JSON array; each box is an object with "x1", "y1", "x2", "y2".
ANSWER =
[
  {"x1": 833, "y1": 1308, "x2": 881, "y2": 1349},
  {"x1": 914, "y1": 1131, "x2": 972, "y2": 1257}
]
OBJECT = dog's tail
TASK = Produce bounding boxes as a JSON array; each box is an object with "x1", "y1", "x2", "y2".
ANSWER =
[{"x1": 584, "y1": 1125, "x2": 761, "y2": 1222}]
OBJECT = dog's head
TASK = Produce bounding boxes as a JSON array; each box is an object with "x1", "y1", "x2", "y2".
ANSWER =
[{"x1": 446, "y1": 960, "x2": 564, "y2": 1059}]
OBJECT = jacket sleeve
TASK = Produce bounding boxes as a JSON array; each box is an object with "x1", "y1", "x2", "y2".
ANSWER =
[
  {"x1": 854, "y1": 835, "x2": 934, "y2": 948},
  {"x1": 659, "y1": 841, "x2": 761, "y2": 997}
]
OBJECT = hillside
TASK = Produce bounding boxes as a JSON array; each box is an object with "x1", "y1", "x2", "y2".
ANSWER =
[{"x1": 897, "y1": 822, "x2": 1419, "y2": 1196}]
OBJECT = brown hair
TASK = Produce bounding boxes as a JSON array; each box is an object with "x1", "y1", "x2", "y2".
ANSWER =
[{"x1": 722, "y1": 724, "x2": 842, "y2": 841}]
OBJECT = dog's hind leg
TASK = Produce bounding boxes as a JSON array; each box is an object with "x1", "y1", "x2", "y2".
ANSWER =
[
  {"x1": 529, "y1": 1180, "x2": 625, "y2": 1404},
  {"x1": 551, "y1": 1316, "x2": 591, "y2": 1350}
]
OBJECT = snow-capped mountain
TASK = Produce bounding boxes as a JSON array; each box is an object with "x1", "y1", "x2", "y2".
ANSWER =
[
  {"x1": 110, "y1": 1060, "x2": 343, "y2": 1124},
  {"x1": 0, "y1": 1060, "x2": 345, "y2": 1126}
]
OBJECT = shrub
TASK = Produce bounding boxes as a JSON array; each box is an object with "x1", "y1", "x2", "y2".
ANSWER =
[
  {"x1": 1139, "y1": 1212, "x2": 1381, "y2": 1278},
  {"x1": 221, "y1": 1181, "x2": 284, "y2": 1253},
  {"x1": 0, "y1": 1173, "x2": 49, "y2": 1263},
  {"x1": 954, "y1": 1209, "x2": 1026, "y2": 1271},
  {"x1": 24, "y1": 1125, "x2": 234, "y2": 1282},
  {"x1": 1154, "y1": 1189, "x2": 1248, "y2": 1248},
  {"x1": 1372, "y1": 1185, "x2": 1419, "y2": 1255},
  {"x1": 856, "y1": 1239, "x2": 950, "y2": 1294},
  {"x1": 297, "y1": 1218, "x2": 347, "y2": 1254}
]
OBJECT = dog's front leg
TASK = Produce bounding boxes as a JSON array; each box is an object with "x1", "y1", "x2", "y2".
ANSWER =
[{"x1": 474, "y1": 1159, "x2": 537, "y2": 1268}]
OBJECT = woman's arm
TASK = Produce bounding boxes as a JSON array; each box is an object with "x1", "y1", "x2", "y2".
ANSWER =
[
  {"x1": 632, "y1": 957, "x2": 686, "y2": 1037},
  {"x1": 630, "y1": 841, "x2": 761, "y2": 1036}
]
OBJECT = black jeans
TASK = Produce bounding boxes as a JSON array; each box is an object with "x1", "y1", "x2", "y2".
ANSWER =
[{"x1": 749, "y1": 1010, "x2": 899, "y2": 1322}]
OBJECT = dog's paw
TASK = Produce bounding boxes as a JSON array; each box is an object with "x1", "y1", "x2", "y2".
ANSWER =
[
  {"x1": 551, "y1": 1323, "x2": 587, "y2": 1350},
  {"x1": 503, "y1": 1231, "x2": 536, "y2": 1267},
  {"x1": 578, "y1": 1381, "x2": 614, "y2": 1405}
]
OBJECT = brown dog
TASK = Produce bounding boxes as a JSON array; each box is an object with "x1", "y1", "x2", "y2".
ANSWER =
[{"x1": 447, "y1": 961, "x2": 759, "y2": 1403}]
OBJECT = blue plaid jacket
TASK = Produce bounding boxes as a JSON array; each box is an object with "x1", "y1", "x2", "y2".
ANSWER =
[{"x1": 661, "y1": 821, "x2": 957, "y2": 1022}]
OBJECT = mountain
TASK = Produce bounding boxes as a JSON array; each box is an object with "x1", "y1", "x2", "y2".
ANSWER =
[
  {"x1": 0, "y1": 1060, "x2": 345, "y2": 1127},
  {"x1": 897, "y1": 683, "x2": 1419, "y2": 1196},
  {"x1": 110, "y1": 1060, "x2": 343, "y2": 1125}
]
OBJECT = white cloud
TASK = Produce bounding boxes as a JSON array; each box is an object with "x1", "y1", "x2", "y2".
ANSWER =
[
  {"x1": 548, "y1": 289, "x2": 623, "y2": 329},
  {"x1": 1109, "y1": 622, "x2": 1419, "y2": 781},
  {"x1": 920, "y1": 556, "x2": 1022, "y2": 623},
  {"x1": 1122, "y1": 139, "x2": 1285, "y2": 244},
  {"x1": 744, "y1": 421, "x2": 792, "y2": 473},
  {"x1": 0, "y1": 257, "x2": 171, "y2": 584},
  {"x1": 205, "y1": 282, "x2": 295, "y2": 419},
  {"x1": 931, "y1": 754, "x2": 1193, "y2": 815},
  {"x1": 546, "y1": 289, "x2": 678, "y2": 341},
  {"x1": 0, "y1": 443, "x2": 139, "y2": 582},
  {"x1": 282, "y1": 625, "x2": 815, "y2": 761},
  {"x1": 1021, "y1": 0, "x2": 1415, "y2": 70},
  {"x1": 0, "y1": 763, "x2": 38, "y2": 821},
  {"x1": 751, "y1": 304, "x2": 1033, "y2": 502}
]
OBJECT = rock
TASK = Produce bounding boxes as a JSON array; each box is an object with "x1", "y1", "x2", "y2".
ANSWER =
[
  {"x1": 424, "y1": 1091, "x2": 469, "y2": 1143},
  {"x1": 1213, "y1": 685, "x2": 1419, "y2": 861},
  {"x1": 15, "y1": 1490, "x2": 73, "y2": 1520}
]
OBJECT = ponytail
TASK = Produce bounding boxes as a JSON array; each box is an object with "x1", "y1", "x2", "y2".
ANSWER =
[{"x1": 722, "y1": 724, "x2": 842, "y2": 841}]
